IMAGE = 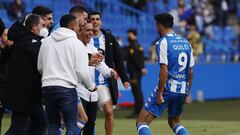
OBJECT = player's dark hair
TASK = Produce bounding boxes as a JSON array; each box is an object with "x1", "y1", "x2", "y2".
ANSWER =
[
  {"x1": 69, "y1": 5, "x2": 88, "y2": 14},
  {"x1": 127, "y1": 28, "x2": 137, "y2": 36},
  {"x1": 60, "y1": 14, "x2": 77, "y2": 28},
  {"x1": 0, "y1": 18, "x2": 5, "y2": 36},
  {"x1": 89, "y1": 11, "x2": 102, "y2": 19},
  {"x1": 24, "y1": 14, "x2": 41, "y2": 31},
  {"x1": 154, "y1": 13, "x2": 174, "y2": 28},
  {"x1": 32, "y1": 6, "x2": 53, "y2": 17}
]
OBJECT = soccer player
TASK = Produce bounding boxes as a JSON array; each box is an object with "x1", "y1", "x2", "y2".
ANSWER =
[
  {"x1": 89, "y1": 11, "x2": 130, "y2": 135},
  {"x1": 136, "y1": 13, "x2": 194, "y2": 135}
]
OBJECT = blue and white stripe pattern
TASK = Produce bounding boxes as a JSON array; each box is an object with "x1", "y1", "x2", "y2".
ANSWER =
[
  {"x1": 155, "y1": 33, "x2": 194, "y2": 94},
  {"x1": 91, "y1": 33, "x2": 108, "y2": 86}
]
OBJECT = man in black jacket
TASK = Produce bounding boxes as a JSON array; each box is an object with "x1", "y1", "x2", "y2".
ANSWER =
[
  {"x1": 4, "y1": 14, "x2": 47, "y2": 135},
  {"x1": 0, "y1": 19, "x2": 14, "y2": 134},
  {"x1": 32, "y1": 5, "x2": 53, "y2": 33},
  {"x1": 89, "y1": 11, "x2": 130, "y2": 135},
  {"x1": 124, "y1": 29, "x2": 147, "y2": 118},
  {"x1": 0, "y1": 17, "x2": 6, "y2": 135}
]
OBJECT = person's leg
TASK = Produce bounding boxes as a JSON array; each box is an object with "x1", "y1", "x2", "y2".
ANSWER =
[
  {"x1": 129, "y1": 74, "x2": 139, "y2": 116},
  {"x1": 28, "y1": 104, "x2": 47, "y2": 135},
  {"x1": 42, "y1": 86, "x2": 61, "y2": 135},
  {"x1": 0, "y1": 103, "x2": 4, "y2": 134},
  {"x1": 168, "y1": 117, "x2": 189, "y2": 135},
  {"x1": 136, "y1": 109, "x2": 155, "y2": 135},
  {"x1": 59, "y1": 88, "x2": 79, "y2": 135},
  {"x1": 97, "y1": 85, "x2": 114, "y2": 135},
  {"x1": 77, "y1": 102, "x2": 88, "y2": 130},
  {"x1": 103, "y1": 101, "x2": 114, "y2": 135},
  {"x1": 168, "y1": 94, "x2": 189, "y2": 135},
  {"x1": 81, "y1": 98, "x2": 97, "y2": 135},
  {"x1": 135, "y1": 75, "x2": 144, "y2": 114},
  {"x1": 5, "y1": 111, "x2": 28, "y2": 135},
  {"x1": 136, "y1": 88, "x2": 169, "y2": 135}
]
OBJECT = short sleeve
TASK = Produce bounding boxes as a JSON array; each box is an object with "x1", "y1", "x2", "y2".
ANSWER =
[{"x1": 156, "y1": 38, "x2": 168, "y2": 65}]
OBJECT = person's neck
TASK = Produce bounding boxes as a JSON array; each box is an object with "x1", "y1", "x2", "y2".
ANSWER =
[
  {"x1": 93, "y1": 30, "x2": 101, "y2": 37},
  {"x1": 81, "y1": 40, "x2": 88, "y2": 46},
  {"x1": 162, "y1": 28, "x2": 173, "y2": 36},
  {"x1": 79, "y1": 38, "x2": 87, "y2": 46}
]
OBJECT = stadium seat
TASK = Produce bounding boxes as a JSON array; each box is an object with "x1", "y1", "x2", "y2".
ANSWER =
[
  {"x1": 223, "y1": 26, "x2": 236, "y2": 41},
  {"x1": 212, "y1": 26, "x2": 223, "y2": 41}
]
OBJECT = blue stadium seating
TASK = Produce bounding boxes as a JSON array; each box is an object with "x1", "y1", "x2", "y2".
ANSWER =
[{"x1": 0, "y1": 0, "x2": 238, "y2": 62}]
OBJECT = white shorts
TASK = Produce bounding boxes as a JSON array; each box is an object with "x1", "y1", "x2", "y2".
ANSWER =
[{"x1": 97, "y1": 85, "x2": 112, "y2": 109}]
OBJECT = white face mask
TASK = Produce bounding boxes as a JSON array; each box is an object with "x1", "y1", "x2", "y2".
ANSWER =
[{"x1": 39, "y1": 27, "x2": 49, "y2": 38}]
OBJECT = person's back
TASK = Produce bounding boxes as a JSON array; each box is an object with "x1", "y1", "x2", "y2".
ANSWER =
[
  {"x1": 136, "y1": 13, "x2": 194, "y2": 135},
  {"x1": 38, "y1": 14, "x2": 95, "y2": 134},
  {"x1": 156, "y1": 33, "x2": 193, "y2": 94},
  {"x1": 40, "y1": 27, "x2": 86, "y2": 88}
]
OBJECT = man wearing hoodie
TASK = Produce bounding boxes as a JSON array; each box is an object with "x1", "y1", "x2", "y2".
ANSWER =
[
  {"x1": 4, "y1": 14, "x2": 47, "y2": 135},
  {"x1": 38, "y1": 14, "x2": 96, "y2": 135}
]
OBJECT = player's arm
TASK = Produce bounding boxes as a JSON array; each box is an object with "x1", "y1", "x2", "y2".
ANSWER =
[
  {"x1": 188, "y1": 68, "x2": 193, "y2": 94},
  {"x1": 185, "y1": 47, "x2": 195, "y2": 103},
  {"x1": 157, "y1": 64, "x2": 168, "y2": 104},
  {"x1": 156, "y1": 38, "x2": 168, "y2": 104},
  {"x1": 75, "y1": 42, "x2": 95, "y2": 91},
  {"x1": 96, "y1": 61, "x2": 118, "y2": 79}
]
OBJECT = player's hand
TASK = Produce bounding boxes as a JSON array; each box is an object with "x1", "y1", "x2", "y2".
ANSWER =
[
  {"x1": 90, "y1": 87, "x2": 97, "y2": 92},
  {"x1": 89, "y1": 53, "x2": 103, "y2": 66},
  {"x1": 123, "y1": 82, "x2": 130, "y2": 89},
  {"x1": 110, "y1": 70, "x2": 118, "y2": 80},
  {"x1": 141, "y1": 68, "x2": 147, "y2": 75},
  {"x1": 157, "y1": 93, "x2": 164, "y2": 105},
  {"x1": 184, "y1": 94, "x2": 192, "y2": 104}
]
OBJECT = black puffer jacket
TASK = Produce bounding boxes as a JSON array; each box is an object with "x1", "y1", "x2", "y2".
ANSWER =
[{"x1": 3, "y1": 21, "x2": 42, "y2": 113}]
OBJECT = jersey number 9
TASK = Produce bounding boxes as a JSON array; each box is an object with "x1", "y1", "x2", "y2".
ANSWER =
[{"x1": 178, "y1": 52, "x2": 188, "y2": 72}]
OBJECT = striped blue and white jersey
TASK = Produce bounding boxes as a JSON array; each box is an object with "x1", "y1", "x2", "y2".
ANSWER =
[
  {"x1": 156, "y1": 32, "x2": 194, "y2": 94},
  {"x1": 90, "y1": 32, "x2": 109, "y2": 86}
]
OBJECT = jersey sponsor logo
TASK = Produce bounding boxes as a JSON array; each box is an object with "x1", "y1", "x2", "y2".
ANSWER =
[
  {"x1": 172, "y1": 74, "x2": 186, "y2": 79},
  {"x1": 170, "y1": 39, "x2": 188, "y2": 43}
]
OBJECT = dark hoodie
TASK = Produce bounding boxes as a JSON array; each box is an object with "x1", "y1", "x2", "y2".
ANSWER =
[{"x1": 4, "y1": 21, "x2": 42, "y2": 113}]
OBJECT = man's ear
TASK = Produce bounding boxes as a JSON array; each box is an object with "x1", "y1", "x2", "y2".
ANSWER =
[{"x1": 31, "y1": 24, "x2": 37, "y2": 33}]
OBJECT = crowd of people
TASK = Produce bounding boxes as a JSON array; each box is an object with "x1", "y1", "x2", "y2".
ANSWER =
[
  {"x1": 0, "y1": 8, "x2": 196, "y2": 135},
  {"x1": 0, "y1": 4, "x2": 133, "y2": 135},
  {"x1": 0, "y1": 0, "x2": 239, "y2": 63},
  {"x1": 147, "y1": 0, "x2": 240, "y2": 62},
  {"x1": 0, "y1": 0, "x2": 238, "y2": 135}
]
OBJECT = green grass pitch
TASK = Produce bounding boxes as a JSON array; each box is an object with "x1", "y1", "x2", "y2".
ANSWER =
[{"x1": 1, "y1": 100, "x2": 240, "y2": 135}]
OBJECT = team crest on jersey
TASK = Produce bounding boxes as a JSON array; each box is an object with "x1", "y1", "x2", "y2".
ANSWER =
[{"x1": 31, "y1": 39, "x2": 38, "y2": 43}]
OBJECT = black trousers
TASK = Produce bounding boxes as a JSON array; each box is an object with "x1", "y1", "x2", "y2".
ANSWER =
[
  {"x1": 80, "y1": 98, "x2": 98, "y2": 135},
  {"x1": 130, "y1": 73, "x2": 144, "y2": 115},
  {"x1": 0, "y1": 102, "x2": 4, "y2": 134},
  {"x1": 5, "y1": 104, "x2": 47, "y2": 135}
]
